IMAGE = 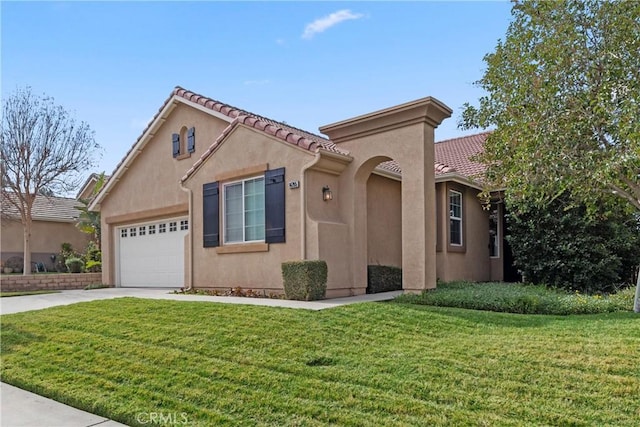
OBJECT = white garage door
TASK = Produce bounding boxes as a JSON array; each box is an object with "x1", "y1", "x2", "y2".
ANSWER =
[{"x1": 117, "y1": 218, "x2": 188, "y2": 287}]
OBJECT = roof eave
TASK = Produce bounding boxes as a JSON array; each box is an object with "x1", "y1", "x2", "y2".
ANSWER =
[{"x1": 435, "y1": 172, "x2": 485, "y2": 191}]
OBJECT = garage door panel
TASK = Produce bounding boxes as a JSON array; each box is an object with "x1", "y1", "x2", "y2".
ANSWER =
[{"x1": 118, "y1": 218, "x2": 188, "y2": 288}]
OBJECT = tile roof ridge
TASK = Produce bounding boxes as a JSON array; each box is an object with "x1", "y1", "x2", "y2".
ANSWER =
[{"x1": 173, "y1": 86, "x2": 330, "y2": 142}]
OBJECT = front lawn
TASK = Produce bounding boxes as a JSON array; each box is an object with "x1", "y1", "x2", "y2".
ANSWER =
[{"x1": 1, "y1": 299, "x2": 639, "y2": 426}]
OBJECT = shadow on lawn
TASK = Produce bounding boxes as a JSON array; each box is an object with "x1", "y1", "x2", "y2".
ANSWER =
[
  {"x1": 0, "y1": 323, "x2": 44, "y2": 354},
  {"x1": 389, "y1": 300, "x2": 636, "y2": 329}
]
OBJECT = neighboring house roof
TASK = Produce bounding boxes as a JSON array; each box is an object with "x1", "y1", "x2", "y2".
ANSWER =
[
  {"x1": 76, "y1": 173, "x2": 110, "y2": 200},
  {"x1": 2, "y1": 194, "x2": 81, "y2": 223}
]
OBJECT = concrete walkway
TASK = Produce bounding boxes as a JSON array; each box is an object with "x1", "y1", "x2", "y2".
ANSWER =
[
  {"x1": 0, "y1": 287, "x2": 402, "y2": 426},
  {"x1": 0, "y1": 383, "x2": 127, "y2": 427},
  {"x1": 0, "y1": 287, "x2": 402, "y2": 315}
]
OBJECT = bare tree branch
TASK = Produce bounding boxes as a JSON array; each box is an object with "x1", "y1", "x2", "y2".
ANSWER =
[{"x1": 1, "y1": 87, "x2": 101, "y2": 274}]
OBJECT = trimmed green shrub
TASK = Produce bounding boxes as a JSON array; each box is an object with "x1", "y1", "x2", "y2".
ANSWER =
[
  {"x1": 281, "y1": 260, "x2": 328, "y2": 301},
  {"x1": 65, "y1": 257, "x2": 85, "y2": 273},
  {"x1": 367, "y1": 265, "x2": 402, "y2": 293}
]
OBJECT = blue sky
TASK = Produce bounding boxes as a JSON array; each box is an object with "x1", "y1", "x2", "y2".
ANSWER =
[{"x1": 1, "y1": 1, "x2": 513, "y2": 180}]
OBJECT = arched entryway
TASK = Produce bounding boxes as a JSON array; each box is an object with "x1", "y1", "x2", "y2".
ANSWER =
[
  {"x1": 320, "y1": 96, "x2": 452, "y2": 294},
  {"x1": 365, "y1": 158, "x2": 403, "y2": 293}
]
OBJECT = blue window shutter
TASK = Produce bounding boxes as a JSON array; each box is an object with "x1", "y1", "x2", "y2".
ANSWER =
[
  {"x1": 172, "y1": 133, "x2": 180, "y2": 157},
  {"x1": 187, "y1": 127, "x2": 196, "y2": 153},
  {"x1": 265, "y1": 168, "x2": 285, "y2": 243},
  {"x1": 203, "y1": 182, "x2": 219, "y2": 247}
]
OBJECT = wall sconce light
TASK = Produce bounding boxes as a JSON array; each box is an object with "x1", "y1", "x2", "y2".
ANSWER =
[{"x1": 322, "y1": 186, "x2": 333, "y2": 202}]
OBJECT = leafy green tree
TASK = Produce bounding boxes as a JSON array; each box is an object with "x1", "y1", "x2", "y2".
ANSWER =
[
  {"x1": 461, "y1": 0, "x2": 640, "y2": 311},
  {"x1": 506, "y1": 195, "x2": 640, "y2": 294}
]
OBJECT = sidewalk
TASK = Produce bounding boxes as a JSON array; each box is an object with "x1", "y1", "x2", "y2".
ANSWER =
[
  {"x1": 0, "y1": 382, "x2": 127, "y2": 427},
  {"x1": 0, "y1": 288, "x2": 402, "y2": 426}
]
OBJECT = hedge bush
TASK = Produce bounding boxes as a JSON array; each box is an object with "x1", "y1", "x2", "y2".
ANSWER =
[
  {"x1": 65, "y1": 257, "x2": 85, "y2": 273},
  {"x1": 367, "y1": 265, "x2": 402, "y2": 294},
  {"x1": 506, "y1": 195, "x2": 640, "y2": 293},
  {"x1": 281, "y1": 260, "x2": 327, "y2": 301}
]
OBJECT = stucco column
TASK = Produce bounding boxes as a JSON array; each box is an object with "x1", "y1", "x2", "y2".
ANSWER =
[
  {"x1": 401, "y1": 123, "x2": 437, "y2": 292},
  {"x1": 320, "y1": 97, "x2": 452, "y2": 294}
]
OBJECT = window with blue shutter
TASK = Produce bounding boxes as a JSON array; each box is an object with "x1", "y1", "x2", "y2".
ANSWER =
[
  {"x1": 172, "y1": 133, "x2": 180, "y2": 158},
  {"x1": 203, "y1": 182, "x2": 220, "y2": 247},
  {"x1": 264, "y1": 167, "x2": 285, "y2": 243},
  {"x1": 187, "y1": 127, "x2": 196, "y2": 153}
]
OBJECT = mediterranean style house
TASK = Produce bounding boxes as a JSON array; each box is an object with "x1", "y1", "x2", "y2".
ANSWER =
[{"x1": 89, "y1": 87, "x2": 516, "y2": 297}]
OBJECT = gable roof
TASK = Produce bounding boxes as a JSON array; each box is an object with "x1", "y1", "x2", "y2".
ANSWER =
[
  {"x1": 175, "y1": 88, "x2": 346, "y2": 155},
  {"x1": 90, "y1": 87, "x2": 349, "y2": 209},
  {"x1": 2, "y1": 194, "x2": 81, "y2": 223},
  {"x1": 91, "y1": 86, "x2": 491, "y2": 209}
]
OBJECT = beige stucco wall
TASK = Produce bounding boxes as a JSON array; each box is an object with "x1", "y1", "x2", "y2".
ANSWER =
[
  {"x1": 185, "y1": 125, "x2": 313, "y2": 292},
  {"x1": 435, "y1": 182, "x2": 492, "y2": 282},
  {"x1": 99, "y1": 102, "x2": 230, "y2": 286},
  {"x1": 366, "y1": 173, "x2": 402, "y2": 267},
  {"x1": 1, "y1": 219, "x2": 91, "y2": 270}
]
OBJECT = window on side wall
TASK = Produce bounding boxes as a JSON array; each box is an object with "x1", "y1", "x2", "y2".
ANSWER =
[
  {"x1": 489, "y1": 202, "x2": 500, "y2": 258},
  {"x1": 223, "y1": 176, "x2": 265, "y2": 244},
  {"x1": 449, "y1": 190, "x2": 463, "y2": 246}
]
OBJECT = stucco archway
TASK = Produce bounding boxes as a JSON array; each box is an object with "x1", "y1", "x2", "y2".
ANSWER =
[
  {"x1": 362, "y1": 157, "x2": 403, "y2": 292},
  {"x1": 320, "y1": 97, "x2": 452, "y2": 293}
]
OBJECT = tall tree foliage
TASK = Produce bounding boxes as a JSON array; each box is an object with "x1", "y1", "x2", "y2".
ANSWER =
[
  {"x1": 461, "y1": 0, "x2": 640, "y2": 311},
  {"x1": 506, "y1": 195, "x2": 640, "y2": 294},
  {"x1": 1, "y1": 87, "x2": 100, "y2": 274}
]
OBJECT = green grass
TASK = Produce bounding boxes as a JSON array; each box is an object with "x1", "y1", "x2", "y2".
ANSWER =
[
  {"x1": 1, "y1": 299, "x2": 639, "y2": 426},
  {"x1": 0, "y1": 290, "x2": 59, "y2": 297},
  {"x1": 395, "y1": 281, "x2": 635, "y2": 315}
]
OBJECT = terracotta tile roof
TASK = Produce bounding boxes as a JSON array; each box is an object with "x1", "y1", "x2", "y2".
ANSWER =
[
  {"x1": 374, "y1": 132, "x2": 489, "y2": 179},
  {"x1": 2, "y1": 194, "x2": 81, "y2": 222},
  {"x1": 434, "y1": 131, "x2": 489, "y2": 179},
  {"x1": 174, "y1": 87, "x2": 347, "y2": 155},
  {"x1": 96, "y1": 85, "x2": 491, "y2": 206}
]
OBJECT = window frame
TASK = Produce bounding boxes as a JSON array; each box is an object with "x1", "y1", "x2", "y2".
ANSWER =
[
  {"x1": 447, "y1": 188, "x2": 465, "y2": 251},
  {"x1": 222, "y1": 175, "x2": 266, "y2": 245},
  {"x1": 489, "y1": 202, "x2": 500, "y2": 258}
]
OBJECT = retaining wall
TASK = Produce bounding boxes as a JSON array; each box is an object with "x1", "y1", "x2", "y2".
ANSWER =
[{"x1": 0, "y1": 273, "x2": 105, "y2": 292}]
